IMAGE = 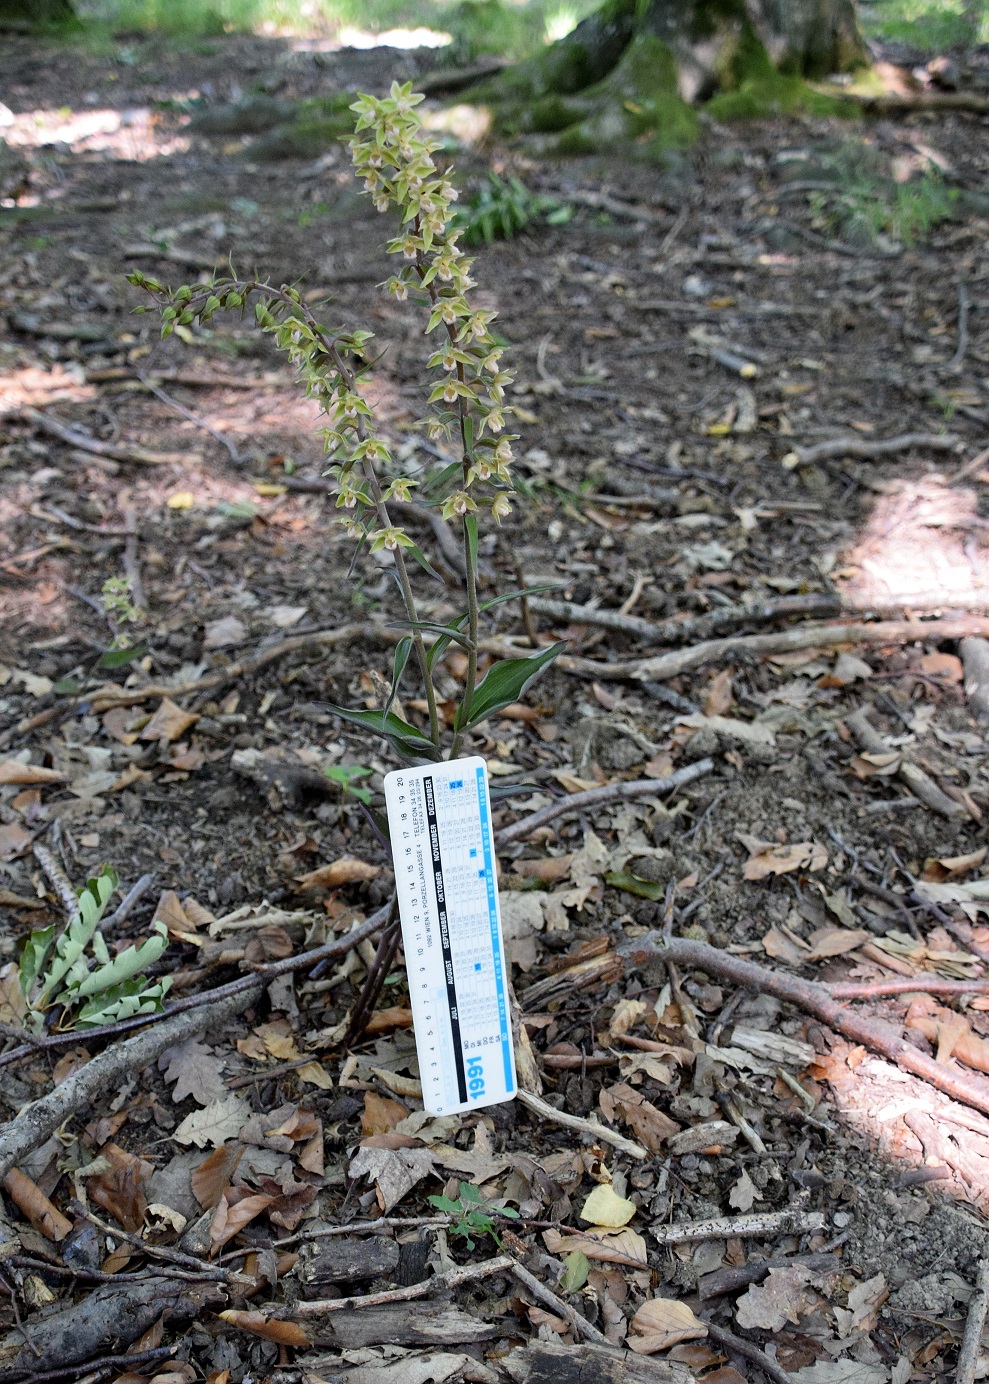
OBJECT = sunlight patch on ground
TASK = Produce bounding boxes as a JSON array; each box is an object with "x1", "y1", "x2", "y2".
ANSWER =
[
  {"x1": 2, "y1": 108, "x2": 189, "y2": 161},
  {"x1": 838, "y1": 477, "x2": 989, "y2": 611},
  {"x1": 336, "y1": 24, "x2": 451, "y2": 49},
  {"x1": 0, "y1": 365, "x2": 98, "y2": 411},
  {"x1": 421, "y1": 103, "x2": 492, "y2": 146}
]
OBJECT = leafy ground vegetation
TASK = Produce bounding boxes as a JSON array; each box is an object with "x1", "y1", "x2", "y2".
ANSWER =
[{"x1": 4, "y1": 7, "x2": 989, "y2": 1384}]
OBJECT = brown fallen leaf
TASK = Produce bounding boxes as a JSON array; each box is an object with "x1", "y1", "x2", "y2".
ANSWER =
[
  {"x1": 802, "y1": 926, "x2": 871, "y2": 962},
  {"x1": 735, "y1": 1265, "x2": 816, "y2": 1331},
  {"x1": 629, "y1": 1297, "x2": 707, "y2": 1354},
  {"x1": 364, "y1": 1006, "x2": 415, "y2": 1036},
  {"x1": 921, "y1": 847, "x2": 987, "y2": 883},
  {"x1": 362, "y1": 1091, "x2": 409, "y2": 1137},
  {"x1": 598, "y1": 1082, "x2": 680, "y2": 1154},
  {"x1": 0, "y1": 823, "x2": 31, "y2": 862},
  {"x1": 191, "y1": 1144, "x2": 245, "y2": 1210},
  {"x1": 0, "y1": 761, "x2": 68, "y2": 786},
  {"x1": 703, "y1": 668, "x2": 734, "y2": 717},
  {"x1": 218, "y1": 1311, "x2": 310, "y2": 1347},
  {"x1": 739, "y1": 836, "x2": 828, "y2": 881},
  {"x1": 918, "y1": 651, "x2": 963, "y2": 683},
  {"x1": 543, "y1": 1226, "x2": 648, "y2": 1268},
  {"x1": 140, "y1": 697, "x2": 199, "y2": 743},
  {"x1": 905, "y1": 995, "x2": 989, "y2": 1072},
  {"x1": 86, "y1": 1143, "x2": 151, "y2": 1232},
  {"x1": 2, "y1": 1169, "x2": 71, "y2": 1242},
  {"x1": 761, "y1": 927, "x2": 808, "y2": 966},
  {"x1": 295, "y1": 858, "x2": 380, "y2": 890},
  {"x1": 513, "y1": 855, "x2": 574, "y2": 884},
  {"x1": 209, "y1": 1191, "x2": 274, "y2": 1254}
]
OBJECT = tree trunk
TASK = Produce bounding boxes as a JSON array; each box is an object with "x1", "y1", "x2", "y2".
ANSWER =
[
  {"x1": 0, "y1": 0, "x2": 76, "y2": 28},
  {"x1": 473, "y1": 0, "x2": 867, "y2": 154}
]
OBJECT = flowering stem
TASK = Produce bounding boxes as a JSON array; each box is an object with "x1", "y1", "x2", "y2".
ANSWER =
[{"x1": 329, "y1": 345, "x2": 441, "y2": 749}]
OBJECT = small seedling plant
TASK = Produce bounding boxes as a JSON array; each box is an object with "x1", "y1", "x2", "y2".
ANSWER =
[
  {"x1": 130, "y1": 83, "x2": 565, "y2": 767},
  {"x1": 19, "y1": 865, "x2": 170, "y2": 1031},
  {"x1": 428, "y1": 1183, "x2": 520, "y2": 1250}
]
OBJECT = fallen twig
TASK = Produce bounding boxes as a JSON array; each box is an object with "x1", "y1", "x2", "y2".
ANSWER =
[
  {"x1": 514, "y1": 616, "x2": 989, "y2": 684},
  {"x1": 846, "y1": 704, "x2": 968, "y2": 820},
  {"x1": 121, "y1": 506, "x2": 145, "y2": 613},
  {"x1": 495, "y1": 760, "x2": 714, "y2": 845},
  {"x1": 8, "y1": 1345, "x2": 177, "y2": 1384},
  {"x1": 14, "y1": 408, "x2": 193, "y2": 466},
  {"x1": 81, "y1": 1211, "x2": 231, "y2": 1281},
  {"x1": 122, "y1": 242, "x2": 219, "y2": 269},
  {"x1": 702, "y1": 1319, "x2": 794, "y2": 1384},
  {"x1": 950, "y1": 280, "x2": 970, "y2": 373},
  {"x1": 516, "y1": 1088, "x2": 648, "y2": 1159},
  {"x1": 787, "y1": 431, "x2": 958, "y2": 467},
  {"x1": 284, "y1": 1253, "x2": 514, "y2": 1316},
  {"x1": 618, "y1": 934, "x2": 989, "y2": 1119},
  {"x1": 510, "y1": 1259, "x2": 611, "y2": 1345},
  {"x1": 31, "y1": 843, "x2": 78, "y2": 920},
  {"x1": 825, "y1": 978, "x2": 989, "y2": 999},
  {"x1": 957, "y1": 1257, "x2": 989, "y2": 1384},
  {"x1": 0, "y1": 988, "x2": 259, "y2": 1181},
  {"x1": 653, "y1": 1210, "x2": 825, "y2": 1245}
]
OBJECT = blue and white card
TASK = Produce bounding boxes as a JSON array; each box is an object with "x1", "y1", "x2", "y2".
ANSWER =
[{"x1": 384, "y1": 757, "x2": 517, "y2": 1116}]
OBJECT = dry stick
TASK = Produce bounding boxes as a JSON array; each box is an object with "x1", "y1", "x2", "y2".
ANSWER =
[
  {"x1": 951, "y1": 280, "x2": 971, "y2": 373},
  {"x1": 845, "y1": 704, "x2": 967, "y2": 821},
  {"x1": 653, "y1": 1211, "x2": 825, "y2": 1245},
  {"x1": 0, "y1": 904, "x2": 390, "y2": 1069},
  {"x1": 9, "y1": 1345, "x2": 177, "y2": 1384},
  {"x1": 0, "y1": 987, "x2": 260, "y2": 1180},
  {"x1": 529, "y1": 616, "x2": 989, "y2": 684},
  {"x1": 31, "y1": 843, "x2": 78, "y2": 920},
  {"x1": 516, "y1": 1089, "x2": 648, "y2": 1160},
  {"x1": 273, "y1": 1215, "x2": 448, "y2": 1249},
  {"x1": 956, "y1": 1258, "x2": 989, "y2": 1384},
  {"x1": 121, "y1": 506, "x2": 145, "y2": 613},
  {"x1": 790, "y1": 431, "x2": 959, "y2": 466},
  {"x1": 509, "y1": 1260, "x2": 611, "y2": 1346},
  {"x1": 702, "y1": 1319, "x2": 793, "y2": 1384},
  {"x1": 495, "y1": 760, "x2": 715, "y2": 846},
  {"x1": 16, "y1": 408, "x2": 190, "y2": 466},
  {"x1": 285, "y1": 1253, "x2": 515, "y2": 1317},
  {"x1": 105, "y1": 873, "x2": 155, "y2": 929},
  {"x1": 81, "y1": 1210, "x2": 231, "y2": 1281},
  {"x1": 619, "y1": 934, "x2": 989, "y2": 1119},
  {"x1": 826, "y1": 978, "x2": 989, "y2": 1000}
]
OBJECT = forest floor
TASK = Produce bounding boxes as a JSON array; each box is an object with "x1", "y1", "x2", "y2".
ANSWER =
[{"x1": 3, "y1": 26, "x2": 989, "y2": 1384}]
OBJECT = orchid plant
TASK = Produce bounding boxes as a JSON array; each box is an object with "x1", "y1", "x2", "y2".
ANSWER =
[{"x1": 130, "y1": 82, "x2": 563, "y2": 765}]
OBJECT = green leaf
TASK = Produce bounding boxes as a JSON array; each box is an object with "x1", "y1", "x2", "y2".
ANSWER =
[
  {"x1": 52, "y1": 677, "x2": 81, "y2": 694},
  {"x1": 604, "y1": 870, "x2": 664, "y2": 902},
  {"x1": 477, "y1": 581, "x2": 565, "y2": 616},
  {"x1": 456, "y1": 642, "x2": 566, "y2": 731},
  {"x1": 500, "y1": 1205, "x2": 521, "y2": 1219},
  {"x1": 327, "y1": 705, "x2": 442, "y2": 762},
  {"x1": 390, "y1": 618, "x2": 474, "y2": 650},
  {"x1": 427, "y1": 1195, "x2": 462, "y2": 1214},
  {"x1": 385, "y1": 637, "x2": 412, "y2": 719},
  {"x1": 405, "y1": 540, "x2": 443, "y2": 583},
  {"x1": 69, "y1": 920, "x2": 169, "y2": 998},
  {"x1": 459, "y1": 1184, "x2": 484, "y2": 1204},
  {"x1": 75, "y1": 975, "x2": 172, "y2": 1028},
  {"x1": 464, "y1": 514, "x2": 478, "y2": 572},
  {"x1": 421, "y1": 460, "x2": 462, "y2": 498},
  {"x1": 19, "y1": 926, "x2": 54, "y2": 999},
  {"x1": 97, "y1": 645, "x2": 147, "y2": 669},
  {"x1": 561, "y1": 1250, "x2": 590, "y2": 1293}
]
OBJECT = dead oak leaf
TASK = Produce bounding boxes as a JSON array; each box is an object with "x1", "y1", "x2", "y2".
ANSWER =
[
  {"x1": 362, "y1": 1091, "x2": 409, "y2": 1137},
  {"x1": 173, "y1": 1094, "x2": 248, "y2": 1149},
  {"x1": 191, "y1": 1144, "x2": 245, "y2": 1210},
  {"x1": 629, "y1": 1298, "x2": 707, "y2": 1354},
  {"x1": 735, "y1": 1265, "x2": 816, "y2": 1332},
  {"x1": 140, "y1": 697, "x2": 199, "y2": 743},
  {"x1": 739, "y1": 836, "x2": 828, "y2": 881},
  {"x1": 349, "y1": 1144, "x2": 436, "y2": 1215},
  {"x1": 159, "y1": 1039, "x2": 226, "y2": 1106}
]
